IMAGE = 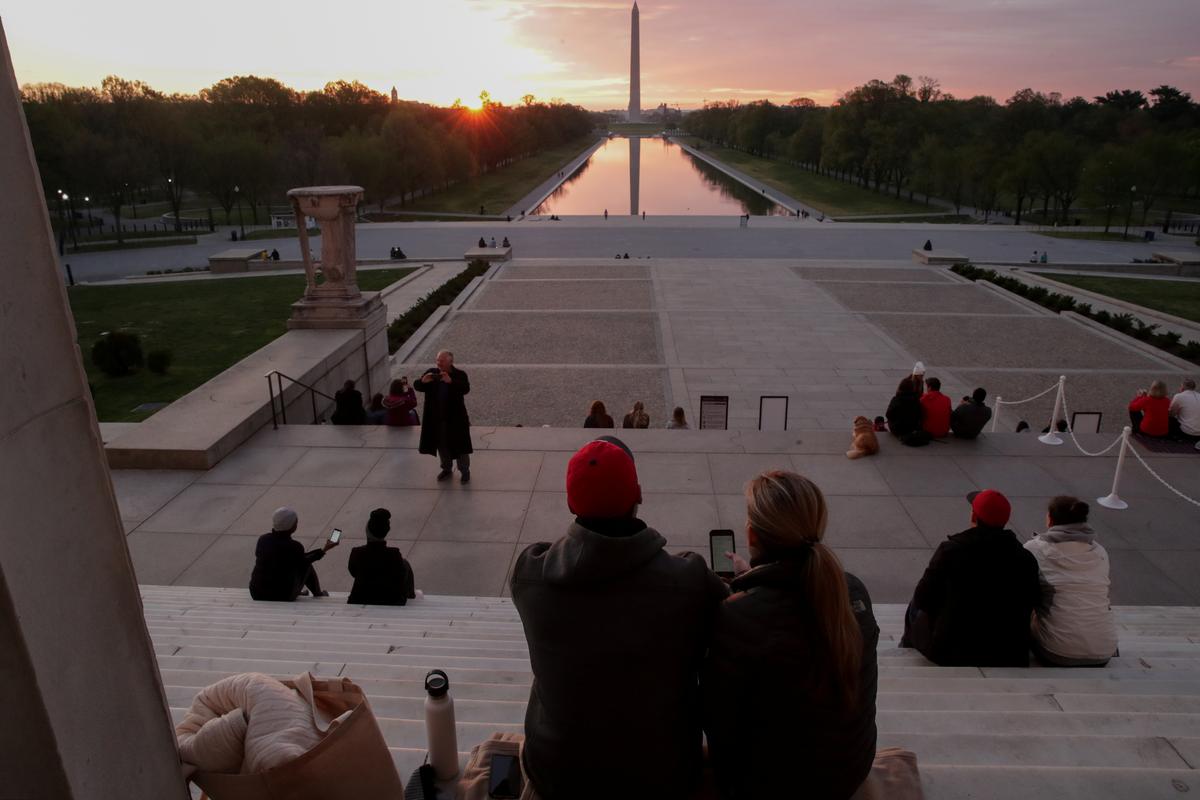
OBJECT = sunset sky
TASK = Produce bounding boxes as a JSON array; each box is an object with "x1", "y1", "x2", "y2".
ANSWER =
[{"x1": 6, "y1": 0, "x2": 1200, "y2": 109}]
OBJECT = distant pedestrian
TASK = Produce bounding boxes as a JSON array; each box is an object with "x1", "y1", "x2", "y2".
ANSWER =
[
  {"x1": 623, "y1": 401, "x2": 650, "y2": 429},
  {"x1": 923, "y1": 240, "x2": 932, "y2": 251},
  {"x1": 584, "y1": 400, "x2": 615, "y2": 428},
  {"x1": 490, "y1": 236, "x2": 497, "y2": 248},
  {"x1": 331, "y1": 379, "x2": 366, "y2": 425},
  {"x1": 604, "y1": 209, "x2": 609, "y2": 219},
  {"x1": 642, "y1": 211, "x2": 646, "y2": 220},
  {"x1": 270, "y1": 248, "x2": 280, "y2": 261},
  {"x1": 667, "y1": 407, "x2": 689, "y2": 429},
  {"x1": 502, "y1": 236, "x2": 510, "y2": 247},
  {"x1": 480, "y1": 205, "x2": 485, "y2": 215},
  {"x1": 478, "y1": 237, "x2": 487, "y2": 248}
]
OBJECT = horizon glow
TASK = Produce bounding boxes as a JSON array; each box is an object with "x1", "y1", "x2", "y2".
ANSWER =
[{"x1": 5, "y1": 0, "x2": 1200, "y2": 109}]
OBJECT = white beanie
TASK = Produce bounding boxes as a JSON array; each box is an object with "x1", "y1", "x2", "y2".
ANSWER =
[{"x1": 272, "y1": 507, "x2": 298, "y2": 532}]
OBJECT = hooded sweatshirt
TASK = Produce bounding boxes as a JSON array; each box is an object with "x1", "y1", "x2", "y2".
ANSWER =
[
  {"x1": 510, "y1": 518, "x2": 728, "y2": 800},
  {"x1": 1024, "y1": 524, "x2": 1118, "y2": 662}
]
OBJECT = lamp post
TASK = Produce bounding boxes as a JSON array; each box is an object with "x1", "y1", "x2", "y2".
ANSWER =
[
  {"x1": 1123, "y1": 185, "x2": 1137, "y2": 240},
  {"x1": 234, "y1": 185, "x2": 245, "y2": 239},
  {"x1": 63, "y1": 192, "x2": 78, "y2": 248},
  {"x1": 55, "y1": 189, "x2": 66, "y2": 255},
  {"x1": 83, "y1": 195, "x2": 91, "y2": 235}
]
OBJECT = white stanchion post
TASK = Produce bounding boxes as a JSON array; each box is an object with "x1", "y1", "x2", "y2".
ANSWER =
[
  {"x1": 1097, "y1": 426, "x2": 1132, "y2": 510},
  {"x1": 1038, "y1": 375, "x2": 1067, "y2": 445},
  {"x1": 991, "y1": 396, "x2": 1002, "y2": 433}
]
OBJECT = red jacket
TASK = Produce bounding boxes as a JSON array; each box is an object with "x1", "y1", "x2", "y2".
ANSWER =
[
  {"x1": 920, "y1": 391, "x2": 952, "y2": 438},
  {"x1": 1129, "y1": 395, "x2": 1169, "y2": 437}
]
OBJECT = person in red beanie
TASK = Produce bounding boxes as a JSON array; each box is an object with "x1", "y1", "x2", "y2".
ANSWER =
[
  {"x1": 900, "y1": 489, "x2": 1042, "y2": 666},
  {"x1": 510, "y1": 436, "x2": 728, "y2": 800}
]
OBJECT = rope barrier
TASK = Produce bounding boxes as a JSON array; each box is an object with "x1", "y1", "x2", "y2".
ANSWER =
[
  {"x1": 990, "y1": 379, "x2": 1061, "y2": 433},
  {"x1": 1128, "y1": 445, "x2": 1200, "y2": 509},
  {"x1": 1060, "y1": 384, "x2": 1126, "y2": 458}
]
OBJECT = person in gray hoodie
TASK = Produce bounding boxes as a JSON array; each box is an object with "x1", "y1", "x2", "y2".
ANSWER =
[
  {"x1": 510, "y1": 435, "x2": 728, "y2": 800},
  {"x1": 1024, "y1": 496, "x2": 1118, "y2": 666}
]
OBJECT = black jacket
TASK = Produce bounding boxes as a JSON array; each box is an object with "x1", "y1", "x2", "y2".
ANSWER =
[
  {"x1": 904, "y1": 525, "x2": 1042, "y2": 666},
  {"x1": 331, "y1": 388, "x2": 366, "y2": 425},
  {"x1": 413, "y1": 366, "x2": 473, "y2": 457},
  {"x1": 510, "y1": 518, "x2": 728, "y2": 800},
  {"x1": 703, "y1": 559, "x2": 879, "y2": 800},
  {"x1": 347, "y1": 541, "x2": 416, "y2": 605},
  {"x1": 248, "y1": 531, "x2": 324, "y2": 601},
  {"x1": 885, "y1": 390, "x2": 922, "y2": 437},
  {"x1": 951, "y1": 400, "x2": 992, "y2": 439}
]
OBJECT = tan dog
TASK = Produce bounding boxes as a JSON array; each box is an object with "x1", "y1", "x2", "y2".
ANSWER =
[{"x1": 847, "y1": 415, "x2": 880, "y2": 460}]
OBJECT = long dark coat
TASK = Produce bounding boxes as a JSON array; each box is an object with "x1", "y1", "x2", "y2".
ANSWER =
[{"x1": 413, "y1": 366, "x2": 473, "y2": 457}]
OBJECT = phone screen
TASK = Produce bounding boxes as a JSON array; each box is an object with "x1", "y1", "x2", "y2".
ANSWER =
[
  {"x1": 709, "y1": 529, "x2": 736, "y2": 575},
  {"x1": 488, "y1": 753, "x2": 522, "y2": 798},
  {"x1": 329, "y1": 528, "x2": 342, "y2": 544}
]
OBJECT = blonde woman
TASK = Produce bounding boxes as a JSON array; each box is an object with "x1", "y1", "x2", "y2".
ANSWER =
[
  {"x1": 703, "y1": 471, "x2": 879, "y2": 799},
  {"x1": 622, "y1": 400, "x2": 650, "y2": 429},
  {"x1": 1128, "y1": 380, "x2": 1170, "y2": 437}
]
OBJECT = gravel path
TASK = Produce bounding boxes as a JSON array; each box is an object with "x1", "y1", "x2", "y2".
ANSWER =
[
  {"x1": 418, "y1": 312, "x2": 661, "y2": 364},
  {"x1": 472, "y1": 280, "x2": 653, "y2": 310},
  {"x1": 792, "y1": 266, "x2": 955, "y2": 282},
  {"x1": 820, "y1": 283, "x2": 1034, "y2": 314},
  {"x1": 498, "y1": 263, "x2": 650, "y2": 280},
  {"x1": 460, "y1": 367, "x2": 668, "y2": 427}
]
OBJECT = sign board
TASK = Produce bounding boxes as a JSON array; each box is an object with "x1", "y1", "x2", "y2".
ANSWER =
[
  {"x1": 759, "y1": 395, "x2": 789, "y2": 431},
  {"x1": 1071, "y1": 411, "x2": 1103, "y2": 434},
  {"x1": 699, "y1": 396, "x2": 729, "y2": 431}
]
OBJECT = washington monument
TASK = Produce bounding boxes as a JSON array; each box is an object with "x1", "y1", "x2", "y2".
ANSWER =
[{"x1": 629, "y1": 2, "x2": 641, "y2": 121}]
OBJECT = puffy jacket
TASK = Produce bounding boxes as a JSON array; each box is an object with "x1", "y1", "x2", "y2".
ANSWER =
[
  {"x1": 885, "y1": 391, "x2": 922, "y2": 437},
  {"x1": 703, "y1": 559, "x2": 879, "y2": 800},
  {"x1": 951, "y1": 400, "x2": 992, "y2": 439},
  {"x1": 347, "y1": 541, "x2": 415, "y2": 606},
  {"x1": 904, "y1": 525, "x2": 1042, "y2": 666},
  {"x1": 510, "y1": 517, "x2": 728, "y2": 800},
  {"x1": 1024, "y1": 525, "x2": 1118, "y2": 662},
  {"x1": 1129, "y1": 394, "x2": 1170, "y2": 437}
]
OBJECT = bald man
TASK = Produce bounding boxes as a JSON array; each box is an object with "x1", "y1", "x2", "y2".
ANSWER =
[{"x1": 413, "y1": 350, "x2": 473, "y2": 483}]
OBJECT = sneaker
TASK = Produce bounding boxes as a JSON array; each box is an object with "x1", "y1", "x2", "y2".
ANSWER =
[
  {"x1": 437, "y1": 469, "x2": 453, "y2": 481},
  {"x1": 313, "y1": 590, "x2": 330, "y2": 598},
  {"x1": 460, "y1": 472, "x2": 471, "y2": 484}
]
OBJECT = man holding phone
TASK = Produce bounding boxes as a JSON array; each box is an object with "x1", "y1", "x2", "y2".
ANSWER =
[
  {"x1": 249, "y1": 507, "x2": 339, "y2": 602},
  {"x1": 510, "y1": 436, "x2": 728, "y2": 799},
  {"x1": 413, "y1": 350, "x2": 473, "y2": 484}
]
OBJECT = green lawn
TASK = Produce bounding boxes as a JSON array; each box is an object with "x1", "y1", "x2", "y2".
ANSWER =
[
  {"x1": 1032, "y1": 273, "x2": 1200, "y2": 324},
  {"x1": 69, "y1": 236, "x2": 196, "y2": 254},
  {"x1": 679, "y1": 138, "x2": 930, "y2": 216},
  {"x1": 70, "y1": 268, "x2": 413, "y2": 422},
  {"x1": 240, "y1": 227, "x2": 320, "y2": 241},
  {"x1": 403, "y1": 137, "x2": 597, "y2": 215},
  {"x1": 853, "y1": 214, "x2": 979, "y2": 224}
]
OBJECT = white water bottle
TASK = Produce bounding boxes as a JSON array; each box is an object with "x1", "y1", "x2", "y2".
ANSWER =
[{"x1": 424, "y1": 669, "x2": 459, "y2": 781}]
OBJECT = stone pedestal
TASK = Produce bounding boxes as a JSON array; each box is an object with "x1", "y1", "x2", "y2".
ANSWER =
[{"x1": 287, "y1": 290, "x2": 385, "y2": 330}]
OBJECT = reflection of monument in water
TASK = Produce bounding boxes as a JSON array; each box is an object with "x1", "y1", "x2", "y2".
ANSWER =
[
  {"x1": 629, "y1": 2, "x2": 641, "y2": 122},
  {"x1": 629, "y1": 136, "x2": 640, "y2": 216}
]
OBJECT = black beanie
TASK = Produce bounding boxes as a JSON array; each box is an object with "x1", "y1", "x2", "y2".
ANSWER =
[{"x1": 367, "y1": 508, "x2": 391, "y2": 539}]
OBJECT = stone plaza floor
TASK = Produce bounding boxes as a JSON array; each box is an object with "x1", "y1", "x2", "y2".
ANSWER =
[{"x1": 113, "y1": 424, "x2": 1200, "y2": 604}]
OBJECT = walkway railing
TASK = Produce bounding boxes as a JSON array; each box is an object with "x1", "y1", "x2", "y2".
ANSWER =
[{"x1": 264, "y1": 370, "x2": 335, "y2": 429}]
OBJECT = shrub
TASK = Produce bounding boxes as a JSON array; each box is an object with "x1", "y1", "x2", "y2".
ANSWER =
[
  {"x1": 386, "y1": 259, "x2": 491, "y2": 353},
  {"x1": 147, "y1": 349, "x2": 173, "y2": 374},
  {"x1": 91, "y1": 330, "x2": 144, "y2": 377}
]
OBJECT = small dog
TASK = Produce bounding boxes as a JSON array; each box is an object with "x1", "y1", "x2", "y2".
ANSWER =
[{"x1": 847, "y1": 415, "x2": 881, "y2": 460}]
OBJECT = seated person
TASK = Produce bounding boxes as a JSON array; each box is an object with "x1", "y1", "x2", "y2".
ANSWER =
[
  {"x1": 347, "y1": 508, "x2": 417, "y2": 606},
  {"x1": 582, "y1": 399, "x2": 614, "y2": 428},
  {"x1": 900, "y1": 490, "x2": 1041, "y2": 666},
  {"x1": 1024, "y1": 497, "x2": 1118, "y2": 667},
  {"x1": 366, "y1": 393, "x2": 386, "y2": 425},
  {"x1": 1128, "y1": 380, "x2": 1170, "y2": 437},
  {"x1": 920, "y1": 376, "x2": 952, "y2": 438},
  {"x1": 951, "y1": 387, "x2": 992, "y2": 439},
  {"x1": 382, "y1": 377, "x2": 418, "y2": 426},
  {"x1": 703, "y1": 471, "x2": 879, "y2": 800},
  {"x1": 249, "y1": 508, "x2": 338, "y2": 601},
  {"x1": 622, "y1": 400, "x2": 650, "y2": 429},
  {"x1": 884, "y1": 377, "x2": 922, "y2": 438},
  {"x1": 330, "y1": 380, "x2": 366, "y2": 425},
  {"x1": 1169, "y1": 378, "x2": 1200, "y2": 441},
  {"x1": 510, "y1": 436, "x2": 727, "y2": 800}
]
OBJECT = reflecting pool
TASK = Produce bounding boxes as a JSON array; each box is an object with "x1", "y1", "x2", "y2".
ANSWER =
[{"x1": 532, "y1": 136, "x2": 785, "y2": 216}]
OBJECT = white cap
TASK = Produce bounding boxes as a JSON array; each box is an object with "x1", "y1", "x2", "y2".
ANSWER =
[
  {"x1": 272, "y1": 507, "x2": 298, "y2": 531},
  {"x1": 912, "y1": 361, "x2": 926, "y2": 375}
]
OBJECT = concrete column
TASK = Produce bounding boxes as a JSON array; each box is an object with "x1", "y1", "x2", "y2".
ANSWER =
[{"x1": 0, "y1": 21, "x2": 187, "y2": 798}]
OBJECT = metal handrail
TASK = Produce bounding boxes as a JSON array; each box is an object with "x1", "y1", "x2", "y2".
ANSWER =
[{"x1": 265, "y1": 369, "x2": 336, "y2": 429}]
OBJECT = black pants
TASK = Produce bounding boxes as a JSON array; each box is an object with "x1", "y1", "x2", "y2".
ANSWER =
[
  {"x1": 900, "y1": 603, "x2": 935, "y2": 661},
  {"x1": 1169, "y1": 416, "x2": 1200, "y2": 442},
  {"x1": 292, "y1": 563, "x2": 323, "y2": 599}
]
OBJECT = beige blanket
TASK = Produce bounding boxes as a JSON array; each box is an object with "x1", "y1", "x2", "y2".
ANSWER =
[{"x1": 175, "y1": 672, "x2": 325, "y2": 775}]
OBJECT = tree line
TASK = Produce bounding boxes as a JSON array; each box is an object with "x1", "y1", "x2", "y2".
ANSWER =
[
  {"x1": 21, "y1": 76, "x2": 597, "y2": 236},
  {"x1": 684, "y1": 77, "x2": 1200, "y2": 225}
]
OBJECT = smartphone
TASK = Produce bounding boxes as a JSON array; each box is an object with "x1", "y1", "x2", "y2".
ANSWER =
[
  {"x1": 488, "y1": 753, "x2": 522, "y2": 799},
  {"x1": 709, "y1": 529, "x2": 736, "y2": 579},
  {"x1": 329, "y1": 528, "x2": 342, "y2": 544}
]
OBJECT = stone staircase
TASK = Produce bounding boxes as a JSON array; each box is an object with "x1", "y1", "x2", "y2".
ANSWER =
[{"x1": 143, "y1": 586, "x2": 1200, "y2": 799}]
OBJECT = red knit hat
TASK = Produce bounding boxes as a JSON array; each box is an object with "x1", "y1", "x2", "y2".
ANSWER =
[
  {"x1": 566, "y1": 437, "x2": 642, "y2": 518},
  {"x1": 967, "y1": 489, "x2": 1011, "y2": 528}
]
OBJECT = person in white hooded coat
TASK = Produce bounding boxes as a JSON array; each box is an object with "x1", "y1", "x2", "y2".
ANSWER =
[{"x1": 1024, "y1": 496, "x2": 1118, "y2": 666}]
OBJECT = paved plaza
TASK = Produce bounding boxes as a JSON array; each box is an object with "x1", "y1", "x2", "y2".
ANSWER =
[{"x1": 113, "y1": 424, "x2": 1200, "y2": 605}]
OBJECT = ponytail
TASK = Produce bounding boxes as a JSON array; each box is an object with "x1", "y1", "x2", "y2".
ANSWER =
[{"x1": 745, "y1": 471, "x2": 862, "y2": 709}]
